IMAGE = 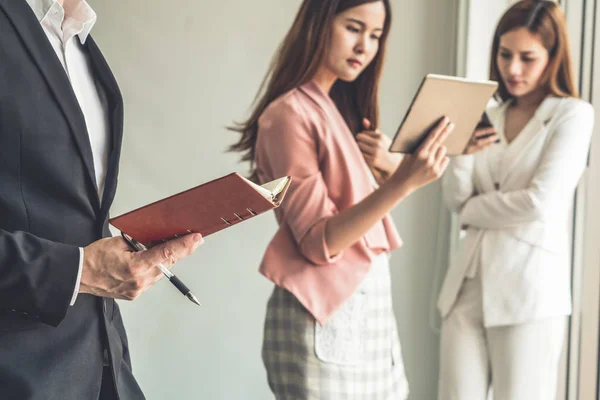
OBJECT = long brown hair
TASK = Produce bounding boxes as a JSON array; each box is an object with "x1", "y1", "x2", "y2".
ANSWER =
[
  {"x1": 229, "y1": 0, "x2": 392, "y2": 182},
  {"x1": 490, "y1": 0, "x2": 578, "y2": 102}
]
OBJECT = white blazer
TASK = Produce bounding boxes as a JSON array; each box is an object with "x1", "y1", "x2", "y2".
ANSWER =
[{"x1": 437, "y1": 96, "x2": 595, "y2": 327}]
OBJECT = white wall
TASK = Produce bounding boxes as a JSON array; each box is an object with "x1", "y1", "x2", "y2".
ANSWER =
[
  {"x1": 462, "y1": 0, "x2": 509, "y2": 80},
  {"x1": 91, "y1": 1, "x2": 458, "y2": 398}
]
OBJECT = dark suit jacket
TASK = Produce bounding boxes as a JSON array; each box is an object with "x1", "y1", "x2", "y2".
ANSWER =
[{"x1": 0, "y1": 1, "x2": 144, "y2": 398}]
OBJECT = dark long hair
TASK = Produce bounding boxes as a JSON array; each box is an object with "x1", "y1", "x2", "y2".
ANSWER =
[
  {"x1": 490, "y1": 0, "x2": 578, "y2": 102},
  {"x1": 229, "y1": 0, "x2": 392, "y2": 182}
]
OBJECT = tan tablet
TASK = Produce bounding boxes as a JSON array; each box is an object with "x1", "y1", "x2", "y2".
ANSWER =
[{"x1": 389, "y1": 74, "x2": 498, "y2": 155}]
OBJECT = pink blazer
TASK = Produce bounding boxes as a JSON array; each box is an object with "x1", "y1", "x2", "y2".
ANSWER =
[{"x1": 255, "y1": 80, "x2": 403, "y2": 325}]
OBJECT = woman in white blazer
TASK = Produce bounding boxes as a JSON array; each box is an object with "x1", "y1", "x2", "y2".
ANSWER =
[{"x1": 437, "y1": 1, "x2": 595, "y2": 399}]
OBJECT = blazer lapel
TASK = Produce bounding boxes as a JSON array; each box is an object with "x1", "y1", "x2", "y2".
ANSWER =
[
  {"x1": 84, "y1": 37, "x2": 124, "y2": 216},
  {"x1": 298, "y1": 81, "x2": 390, "y2": 248},
  {"x1": 0, "y1": 0, "x2": 99, "y2": 209},
  {"x1": 497, "y1": 97, "x2": 559, "y2": 186},
  {"x1": 474, "y1": 145, "x2": 496, "y2": 192},
  {"x1": 299, "y1": 81, "x2": 375, "y2": 193},
  {"x1": 475, "y1": 103, "x2": 506, "y2": 190}
]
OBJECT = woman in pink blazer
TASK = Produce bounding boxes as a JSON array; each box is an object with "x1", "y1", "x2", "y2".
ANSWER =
[{"x1": 231, "y1": 0, "x2": 454, "y2": 398}]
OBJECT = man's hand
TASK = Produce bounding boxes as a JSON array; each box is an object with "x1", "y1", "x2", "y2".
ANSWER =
[{"x1": 80, "y1": 233, "x2": 203, "y2": 300}]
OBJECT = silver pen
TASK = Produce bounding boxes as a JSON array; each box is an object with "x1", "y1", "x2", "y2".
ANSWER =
[{"x1": 121, "y1": 232, "x2": 201, "y2": 306}]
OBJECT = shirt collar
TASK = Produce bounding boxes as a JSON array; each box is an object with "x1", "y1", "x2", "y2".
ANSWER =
[{"x1": 26, "y1": 0, "x2": 97, "y2": 44}]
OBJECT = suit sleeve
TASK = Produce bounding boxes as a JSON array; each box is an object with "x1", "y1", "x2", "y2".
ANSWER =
[
  {"x1": 0, "y1": 229, "x2": 81, "y2": 326},
  {"x1": 256, "y1": 102, "x2": 343, "y2": 266},
  {"x1": 442, "y1": 155, "x2": 476, "y2": 213},
  {"x1": 460, "y1": 102, "x2": 595, "y2": 229}
]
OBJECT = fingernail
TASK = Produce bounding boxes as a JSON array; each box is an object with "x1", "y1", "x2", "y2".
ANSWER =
[
  {"x1": 193, "y1": 234, "x2": 204, "y2": 248},
  {"x1": 448, "y1": 123, "x2": 455, "y2": 130}
]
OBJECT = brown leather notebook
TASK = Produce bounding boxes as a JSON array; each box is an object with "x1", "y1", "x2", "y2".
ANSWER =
[{"x1": 109, "y1": 173, "x2": 291, "y2": 247}]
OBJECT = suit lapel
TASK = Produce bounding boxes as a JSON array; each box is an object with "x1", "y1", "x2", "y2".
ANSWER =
[
  {"x1": 474, "y1": 145, "x2": 496, "y2": 192},
  {"x1": 476, "y1": 103, "x2": 507, "y2": 189},
  {"x1": 0, "y1": 0, "x2": 100, "y2": 210},
  {"x1": 496, "y1": 97, "x2": 560, "y2": 186},
  {"x1": 499, "y1": 115, "x2": 541, "y2": 183},
  {"x1": 84, "y1": 37, "x2": 124, "y2": 217},
  {"x1": 299, "y1": 80, "x2": 374, "y2": 194}
]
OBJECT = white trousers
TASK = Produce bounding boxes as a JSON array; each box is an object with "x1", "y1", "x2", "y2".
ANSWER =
[{"x1": 438, "y1": 275, "x2": 567, "y2": 400}]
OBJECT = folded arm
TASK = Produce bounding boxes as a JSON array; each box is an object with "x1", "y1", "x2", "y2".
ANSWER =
[{"x1": 460, "y1": 102, "x2": 595, "y2": 229}]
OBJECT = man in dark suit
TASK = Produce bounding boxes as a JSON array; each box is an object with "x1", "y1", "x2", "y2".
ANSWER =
[{"x1": 0, "y1": 0, "x2": 203, "y2": 399}]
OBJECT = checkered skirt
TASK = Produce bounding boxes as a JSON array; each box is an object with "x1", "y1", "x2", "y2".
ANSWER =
[{"x1": 261, "y1": 253, "x2": 409, "y2": 400}]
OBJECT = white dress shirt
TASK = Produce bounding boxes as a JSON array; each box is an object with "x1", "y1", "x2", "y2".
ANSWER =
[{"x1": 26, "y1": 0, "x2": 109, "y2": 305}]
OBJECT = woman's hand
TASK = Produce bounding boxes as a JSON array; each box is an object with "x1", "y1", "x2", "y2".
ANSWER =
[
  {"x1": 463, "y1": 126, "x2": 499, "y2": 155},
  {"x1": 389, "y1": 116, "x2": 454, "y2": 194},
  {"x1": 357, "y1": 118, "x2": 403, "y2": 176}
]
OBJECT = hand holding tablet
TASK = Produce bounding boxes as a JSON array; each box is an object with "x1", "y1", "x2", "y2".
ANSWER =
[{"x1": 389, "y1": 74, "x2": 498, "y2": 156}]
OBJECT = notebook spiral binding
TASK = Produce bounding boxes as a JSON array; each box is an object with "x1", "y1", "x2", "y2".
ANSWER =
[
  {"x1": 221, "y1": 208, "x2": 257, "y2": 226},
  {"x1": 159, "y1": 229, "x2": 196, "y2": 244},
  {"x1": 155, "y1": 208, "x2": 259, "y2": 246},
  {"x1": 221, "y1": 217, "x2": 231, "y2": 225}
]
